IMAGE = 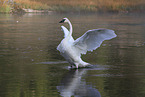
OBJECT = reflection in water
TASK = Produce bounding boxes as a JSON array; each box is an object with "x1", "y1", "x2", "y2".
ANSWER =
[{"x1": 57, "y1": 69, "x2": 101, "y2": 97}]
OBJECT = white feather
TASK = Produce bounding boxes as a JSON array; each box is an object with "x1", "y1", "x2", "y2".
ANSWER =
[
  {"x1": 61, "y1": 26, "x2": 69, "y2": 38},
  {"x1": 73, "y1": 28, "x2": 117, "y2": 54}
]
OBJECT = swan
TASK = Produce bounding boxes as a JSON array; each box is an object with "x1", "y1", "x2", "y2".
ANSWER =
[{"x1": 57, "y1": 18, "x2": 117, "y2": 68}]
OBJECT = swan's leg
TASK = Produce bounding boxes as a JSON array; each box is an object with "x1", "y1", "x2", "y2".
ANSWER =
[{"x1": 75, "y1": 63, "x2": 79, "y2": 69}]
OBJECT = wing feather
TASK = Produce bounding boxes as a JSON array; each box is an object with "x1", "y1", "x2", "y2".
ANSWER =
[
  {"x1": 57, "y1": 26, "x2": 74, "y2": 52},
  {"x1": 73, "y1": 28, "x2": 117, "y2": 54},
  {"x1": 61, "y1": 26, "x2": 69, "y2": 38}
]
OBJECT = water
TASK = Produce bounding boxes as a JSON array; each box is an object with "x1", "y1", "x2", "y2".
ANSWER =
[{"x1": 0, "y1": 12, "x2": 145, "y2": 97}]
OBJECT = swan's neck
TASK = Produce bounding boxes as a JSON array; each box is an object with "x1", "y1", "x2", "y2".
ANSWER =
[{"x1": 67, "y1": 20, "x2": 73, "y2": 36}]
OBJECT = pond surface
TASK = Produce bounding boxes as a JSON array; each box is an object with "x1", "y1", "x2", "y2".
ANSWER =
[{"x1": 0, "y1": 12, "x2": 145, "y2": 97}]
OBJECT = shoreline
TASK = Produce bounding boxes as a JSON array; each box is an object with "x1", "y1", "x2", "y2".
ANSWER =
[
  {"x1": 8, "y1": 8, "x2": 145, "y2": 14},
  {"x1": 0, "y1": 7, "x2": 145, "y2": 14},
  {"x1": 2, "y1": 6, "x2": 145, "y2": 14},
  {"x1": 0, "y1": 0, "x2": 145, "y2": 14}
]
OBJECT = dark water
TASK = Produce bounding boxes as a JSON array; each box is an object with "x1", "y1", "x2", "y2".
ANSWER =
[{"x1": 0, "y1": 12, "x2": 145, "y2": 97}]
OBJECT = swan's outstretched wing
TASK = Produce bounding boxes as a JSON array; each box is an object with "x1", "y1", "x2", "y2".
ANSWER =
[
  {"x1": 61, "y1": 26, "x2": 74, "y2": 41},
  {"x1": 73, "y1": 28, "x2": 117, "y2": 54},
  {"x1": 61, "y1": 26, "x2": 69, "y2": 38},
  {"x1": 57, "y1": 26, "x2": 74, "y2": 52}
]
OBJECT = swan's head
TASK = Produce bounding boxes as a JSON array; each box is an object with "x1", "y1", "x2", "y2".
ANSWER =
[{"x1": 59, "y1": 18, "x2": 69, "y2": 23}]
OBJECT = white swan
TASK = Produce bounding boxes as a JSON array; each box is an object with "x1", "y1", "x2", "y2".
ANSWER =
[{"x1": 57, "y1": 18, "x2": 117, "y2": 68}]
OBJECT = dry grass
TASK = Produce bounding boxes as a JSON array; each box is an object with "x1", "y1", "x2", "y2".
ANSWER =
[
  {"x1": 0, "y1": 0, "x2": 11, "y2": 12},
  {"x1": 0, "y1": 0, "x2": 145, "y2": 12},
  {"x1": 0, "y1": 0, "x2": 49, "y2": 13},
  {"x1": 41, "y1": 0, "x2": 145, "y2": 12},
  {"x1": 14, "y1": 0, "x2": 49, "y2": 10}
]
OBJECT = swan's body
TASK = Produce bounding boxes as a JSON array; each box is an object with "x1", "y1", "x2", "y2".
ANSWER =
[{"x1": 57, "y1": 18, "x2": 117, "y2": 68}]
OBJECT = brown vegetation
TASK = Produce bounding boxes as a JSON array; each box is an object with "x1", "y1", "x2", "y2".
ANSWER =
[
  {"x1": 42, "y1": 0, "x2": 145, "y2": 12},
  {"x1": 0, "y1": 0, "x2": 145, "y2": 12}
]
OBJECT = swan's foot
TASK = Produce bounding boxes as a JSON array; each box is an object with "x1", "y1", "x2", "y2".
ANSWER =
[
  {"x1": 79, "y1": 63, "x2": 92, "y2": 68},
  {"x1": 68, "y1": 63, "x2": 92, "y2": 69},
  {"x1": 75, "y1": 63, "x2": 92, "y2": 69}
]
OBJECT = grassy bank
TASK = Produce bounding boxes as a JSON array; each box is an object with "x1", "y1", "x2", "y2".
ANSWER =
[
  {"x1": 0, "y1": 0, "x2": 49, "y2": 13},
  {"x1": 39, "y1": 0, "x2": 145, "y2": 12},
  {"x1": 0, "y1": 0, "x2": 145, "y2": 13},
  {"x1": 0, "y1": 0, "x2": 11, "y2": 13}
]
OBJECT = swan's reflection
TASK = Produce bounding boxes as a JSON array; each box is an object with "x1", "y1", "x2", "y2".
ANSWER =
[{"x1": 57, "y1": 69, "x2": 101, "y2": 97}]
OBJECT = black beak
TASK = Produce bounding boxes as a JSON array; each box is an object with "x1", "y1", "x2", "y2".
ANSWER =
[{"x1": 59, "y1": 19, "x2": 66, "y2": 23}]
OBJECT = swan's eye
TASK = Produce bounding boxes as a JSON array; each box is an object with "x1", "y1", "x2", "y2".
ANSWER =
[{"x1": 59, "y1": 19, "x2": 66, "y2": 23}]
